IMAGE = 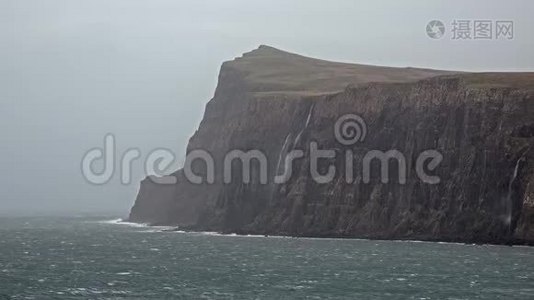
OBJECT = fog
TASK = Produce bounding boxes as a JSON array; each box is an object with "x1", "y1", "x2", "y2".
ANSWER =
[{"x1": 0, "y1": 0, "x2": 532, "y2": 216}]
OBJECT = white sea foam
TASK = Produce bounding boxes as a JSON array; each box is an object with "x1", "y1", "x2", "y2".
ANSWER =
[
  {"x1": 99, "y1": 220, "x2": 521, "y2": 247},
  {"x1": 99, "y1": 219, "x2": 149, "y2": 228},
  {"x1": 191, "y1": 231, "x2": 287, "y2": 239},
  {"x1": 98, "y1": 218, "x2": 175, "y2": 230}
]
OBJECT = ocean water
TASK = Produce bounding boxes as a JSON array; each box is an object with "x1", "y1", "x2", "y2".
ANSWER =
[{"x1": 0, "y1": 217, "x2": 533, "y2": 299}]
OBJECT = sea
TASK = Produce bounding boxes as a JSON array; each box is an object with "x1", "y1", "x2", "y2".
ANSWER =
[{"x1": 0, "y1": 216, "x2": 533, "y2": 299}]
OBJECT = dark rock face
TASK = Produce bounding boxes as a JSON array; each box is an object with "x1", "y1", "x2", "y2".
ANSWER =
[{"x1": 129, "y1": 46, "x2": 534, "y2": 245}]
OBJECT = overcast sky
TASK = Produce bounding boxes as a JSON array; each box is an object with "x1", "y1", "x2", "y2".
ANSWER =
[{"x1": 1, "y1": 0, "x2": 533, "y2": 216}]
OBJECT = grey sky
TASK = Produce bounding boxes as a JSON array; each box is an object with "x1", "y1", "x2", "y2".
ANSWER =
[{"x1": 0, "y1": 0, "x2": 532, "y2": 216}]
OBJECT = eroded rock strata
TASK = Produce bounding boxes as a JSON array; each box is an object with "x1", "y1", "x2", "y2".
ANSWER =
[{"x1": 129, "y1": 46, "x2": 534, "y2": 244}]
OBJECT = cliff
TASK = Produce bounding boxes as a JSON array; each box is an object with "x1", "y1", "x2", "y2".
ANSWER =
[{"x1": 129, "y1": 45, "x2": 534, "y2": 245}]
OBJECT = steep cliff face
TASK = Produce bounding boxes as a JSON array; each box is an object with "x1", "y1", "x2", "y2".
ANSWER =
[{"x1": 129, "y1": 46, "x2": 534, "y2": 244}]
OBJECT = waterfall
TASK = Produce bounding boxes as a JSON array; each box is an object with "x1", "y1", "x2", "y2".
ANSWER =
[
  {"x1": 304, "y1": 104, "x2": 313, "y2": 127},
  {"x1": 274, "y1": 104, "x2": 315, "y2": 184},
  {"x1": 293, "y1": 104, "x2": 314, "y2": 147},
  {"x1": 270, "y1": 133, "x2": 292, "y2": 203},
  {"x1": 271, "y1": 104, "x2": 315, "y2": 203},
  {"x1": 505, "y1": 156, "x2": 524, "y2": 227},
  {"x1": 293, "y1": 132, "x2": 304, "y2": 147},
  {"x1": 275, "y1": 133, "x2": 292, "y2": 176}
]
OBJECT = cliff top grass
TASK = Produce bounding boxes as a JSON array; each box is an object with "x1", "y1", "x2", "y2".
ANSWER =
[{"x1": 224, "y1": 45, "x2": 534, "y2": 95}]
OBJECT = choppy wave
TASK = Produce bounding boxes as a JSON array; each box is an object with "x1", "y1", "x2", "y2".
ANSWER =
[{"x1": 2, "y1": 216, "x2": 534, "y2": 298}]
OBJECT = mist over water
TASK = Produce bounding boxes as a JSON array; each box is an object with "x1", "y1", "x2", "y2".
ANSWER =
[
  {"x1": 1, "y1": 0, "x2": 534, "y2": 215},
  {"x1": 1, "y1": 1, "x2": 534, "y2": 299}
]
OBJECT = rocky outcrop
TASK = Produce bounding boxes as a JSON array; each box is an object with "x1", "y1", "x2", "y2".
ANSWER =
[{"x1": 129, "y1": 46, "x2": 534, "y2": 245}]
